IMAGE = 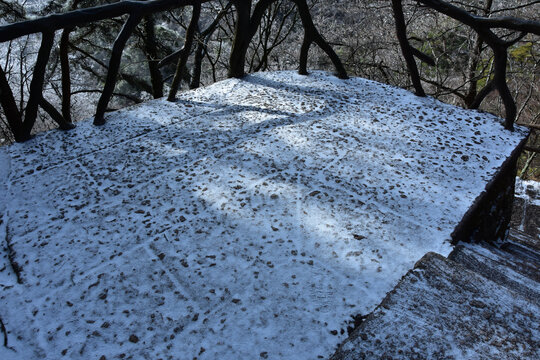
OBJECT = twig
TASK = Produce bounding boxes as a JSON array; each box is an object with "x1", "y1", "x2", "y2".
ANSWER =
[
  {"x1": 0, "y1": 317, "x2": 16, "y2": 352},
  {"x1": 4, "y1": 225, "x2": 22, "y2": 284},
  {"x1": 520, "y1": 151, "x2": 537, "y2": 179}
]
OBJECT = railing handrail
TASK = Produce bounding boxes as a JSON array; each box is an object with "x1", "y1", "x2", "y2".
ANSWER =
[{"x1": 0, "y1": 0, "x2": 206, "y2": 43}]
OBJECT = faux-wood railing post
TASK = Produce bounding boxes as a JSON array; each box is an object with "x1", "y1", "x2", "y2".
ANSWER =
[
  {"x1": 493, "y1": 45, "x2": 517, "y2": 131},
  {"x1": 39, "y1": 97, "x2": 75, "y2": 130},
  {"x1": 94, "y1": 13, "x2": 143, "y2": 125},
  {"x1": 168, "y1": 4, "x2": 201, "y2": 101},
  {"x1": 143, "y1": 15, "x2": 164, "y2": 99},
  {"x1": 228, "y1": 0, "x2": 252, "y2": 79},
  {"x1": 391, "y1": 0, "x2": 426, "y2": 97},
  {"x1": 21, "y1": 30, "x2": 55, "y2": 140},
  {"x1": 293, "y1": 0, "x2": 348, "y2": 79},
  {"x1": 60, "y1": 27, "x2": 74, "y2": 124}
]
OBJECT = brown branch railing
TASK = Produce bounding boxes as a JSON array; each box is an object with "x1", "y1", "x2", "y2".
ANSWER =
[
  {"x1": 1, "y1": 0, "x2": 537, "y2": 142},
  {"x1": 0, "y1": 0, "x2": 348, "y2": 142},
  {"x1": 0, "y1": 0, "x2": 206, "y2": 141},
  {"x1": 0, "y1": 0, "x2": 203, "y2": 42}
]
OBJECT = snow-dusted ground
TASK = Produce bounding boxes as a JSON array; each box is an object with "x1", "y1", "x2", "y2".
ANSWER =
[
  {"x1": 515, "y1": 177, "x2": 540, "y2": 207},
  {"x1": 0, "y1": 71, "x2": 528, "y2": 359},
  {"x1": 513, "y1": 177, "x2": 540, "y2": 240}
]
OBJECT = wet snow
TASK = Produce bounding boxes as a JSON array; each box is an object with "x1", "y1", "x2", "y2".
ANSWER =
[{"x1": 0, "y1": 71, "x2": 528, "y2": 359}]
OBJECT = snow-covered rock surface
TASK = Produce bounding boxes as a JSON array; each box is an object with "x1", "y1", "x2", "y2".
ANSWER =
[{"x1": 0, "y1": 71, "x2": 528, "y2": 359}]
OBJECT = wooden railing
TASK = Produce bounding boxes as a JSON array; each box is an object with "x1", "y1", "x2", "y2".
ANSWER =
[
  {"x1": 0, "y1": 0, "x2": 348, "y2": 142},
  {"x1": 0, "y1": 0, "x2": 206, "y2": 142},
  {"x1": 1, "y1": 0, "x2": 539, "y2": 142}
]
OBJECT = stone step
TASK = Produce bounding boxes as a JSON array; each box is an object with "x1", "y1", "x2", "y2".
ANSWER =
[
  {"x1": 463, "y1": 238, "x2": 539, "y2": 281},
  {"x1": 502, "y1": 240, "x2": 540, "y2": 265},
  {"x1": 331, "y1": 252, "x2": 540, "y2": 360},
  {"x1": 506, "y1": 228, "x2": 540, "y2": 253},
  {"x1": 448, "y1": 243, "x2": 539, "y2": 304}
]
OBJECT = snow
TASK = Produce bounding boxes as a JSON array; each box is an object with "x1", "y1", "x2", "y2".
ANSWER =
[{"x1": 0, "y1": 71, "x2": 528, "y2": 359}]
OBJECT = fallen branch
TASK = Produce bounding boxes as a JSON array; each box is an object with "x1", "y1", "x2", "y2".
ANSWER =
[{"x1": 4, "y1": 225, "x2": 22, "y2": 284}]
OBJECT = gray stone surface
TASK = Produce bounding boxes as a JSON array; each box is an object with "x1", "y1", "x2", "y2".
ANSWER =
[
  {"x1": 449, "y1": 243, "x2": 539, "y2": 303},
  {"x1": 332, "y1": 241, "x2": 540, "y2": 360}
]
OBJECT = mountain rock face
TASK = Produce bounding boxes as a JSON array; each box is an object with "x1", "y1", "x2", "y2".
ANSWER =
[{"x1": 0, "y1": 71, "x2": 528, "y2": 359}]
